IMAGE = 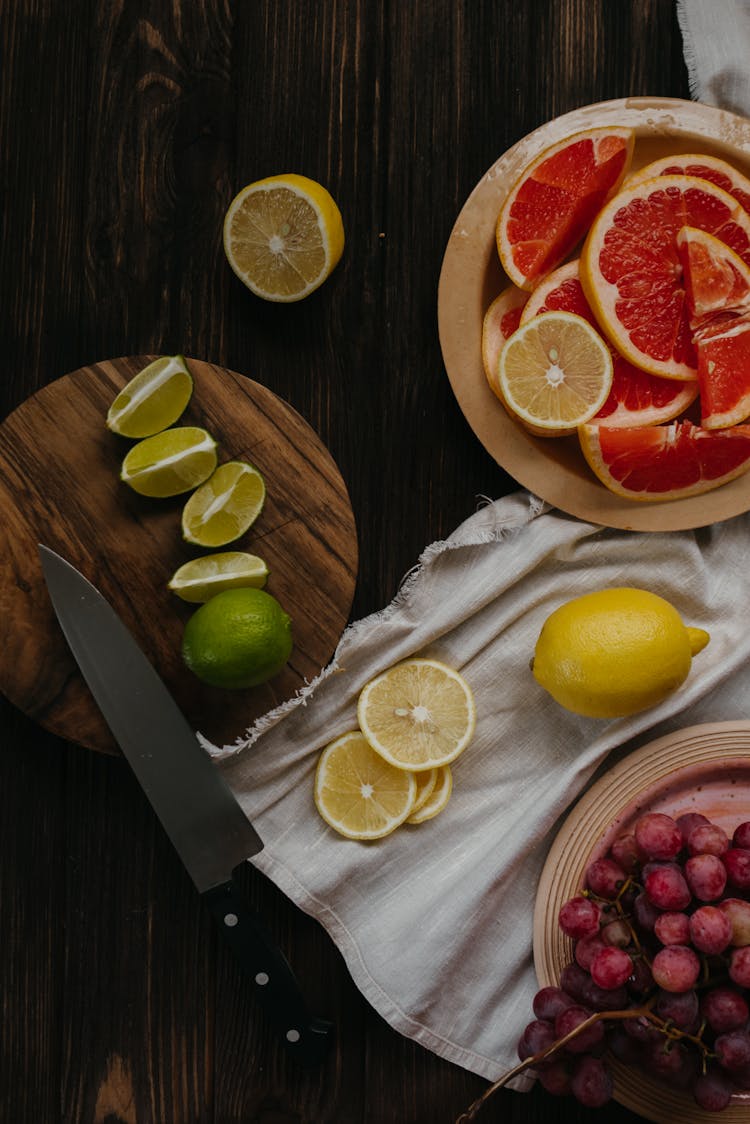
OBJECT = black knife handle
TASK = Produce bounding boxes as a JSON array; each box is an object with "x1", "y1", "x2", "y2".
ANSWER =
[{"x1": 203, "y1": 879, "x2": 333, "y2": 1066}]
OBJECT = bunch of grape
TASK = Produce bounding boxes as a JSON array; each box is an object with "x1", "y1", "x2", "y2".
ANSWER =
[{"x1": 517, "y1": 811, "x2": 750, "y2": 1110}]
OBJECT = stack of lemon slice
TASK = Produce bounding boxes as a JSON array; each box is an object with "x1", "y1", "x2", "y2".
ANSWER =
[{"x1": 314, "y1": 658, "x2": 475, "y2": 841}]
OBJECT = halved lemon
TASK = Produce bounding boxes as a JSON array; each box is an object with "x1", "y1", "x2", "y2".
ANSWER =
[
  {"x1": 223, "y1": 174, "x2": 344, "y2": 302},
  {"x1": 407, "y1": 765, "x2": 453, "y2": 824},
  {"x1": 181, "y1": 461, "x2": 266, "y2": 547},
  {"x1": 357, "y1": 658, "x2": 476, "y2": 771},
  {"x1": 314, "y1": 730, "x2": 417, "y2": 840},
  {"x1": 498, "y1": 310, "x2": 613, "y2": 436},
  {"x1": 168, "y1": 552, "x2": 269, "y2": 603},
  {"x1": 120, "y1": 426, "x2": 217, "y2": 497},
  {"x1": 106, "y1": 355, "x2": 193, "y2": 438}
]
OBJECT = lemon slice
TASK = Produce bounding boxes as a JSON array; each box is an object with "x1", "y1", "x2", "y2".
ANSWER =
[
  {"x1": 168, "y1": 552, "x2": 269, "y2": 603},
  {"x1": 120, "y1": 426, "x2": 217, "y2": 497},
  {"x1": 181, "y1": 461, "x2": 266, "y2": 547},
  {"x1": 357, "y1": 658, "x2": 476, "y2": 771},
  {"x1": 409, "y1": 768, "x2": 438, "y2": 815},
  {"x1": 106, "y1": 355, "x2": 193, "y2": 438},
  {"x1": 223, "y1": 174, "x2": 345, "y2": 302},
  {"x1": 407, "y1": 765, "x2": 453, "y2": 824},
  {"x1": 314, "y1": 730, "x2": 417, "y2": 840},
  {"x1": 498, "y1": 310, "x2": 613, "y2": 435}
]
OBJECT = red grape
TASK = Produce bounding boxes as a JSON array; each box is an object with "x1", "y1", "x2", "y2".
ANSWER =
[
  {"x1": 701, "y1": 986, "x2": 750, "y2": 1033},
  {"x1": 554, "y1": 1006, "x2": 605, "y2": 1053},
  {"x1": 676, "y1": 811, "x2": 709, "y2": 843},
  {"x1": 733, "y1": 821, "x2": 750, "y2": 849},
  {"x1": 600, "y1": 918, "x2": 631, "y2": 947},
  {"x1": 644, "y1": 864, "x2": 691, "y2": 910},
  {"x1": 559, "y1": 961, "x2": 589, "y2": 1002},
  {"x1": 653, "y1": 911, "x2": 690, "y2": 946},
  {"x1": 633, "y1": 891, "x2": 661, "y2": 932},
  {"x1": 715, "y1": 1029, "x2": 750, "y2": 1072},
  {"x1": 655, "y1": 987, "x2": 699, "y2": 1031},
  {"x1": 517, "y1": 1018, "x2": 557, "y2": 1061},
  {"x1": 693, "y1": 1066, "x2": 734, "y2": 1111},
  {"x1": 689, "y1": 905, "x2": 732, "y2": 955},
  {"x1": 569, "y1": 1055, "x2": 613, "y2": 1107},
  {"x1": 635, "y1": 812, "x2": 682, "y2": 860},
  {"x1": 719, "y1": 897, "x2": 750, "y2": 946},
  {"x1": 651, "y1": 945, "x2": 700, "y2": 992},
  {"x1": 537, "y1": 1059, "x2": 571, "y2": 1095},
  {"x1": 684, "y1": 852, "x2": 727, "y2": 900},
  {"x1": 585, "y1": 857, "x2": 627, "y2": 899},
  {"x1": 610, "y1": 832, "x2": 640, "y2": 872},
  {"x1": 558, "y1": 895, "x2": 600, "y2": 939},
  {"x1": 687, "y1": 822, "x2": 729, "y2": 856},
  {"x1": 729, "y1": 946, "x2": 750, "y2": 988},
  {"x1": 723, "y1": 847, "x2": 750, "y2": 890},
  {"x1": 590, "y1": 946, "x2": 632, "y2": 990},
  {"x1": 574, "y1": 932, "x2": 606, "y2": 970},
  {"x1": 533, "y1": 986, "x2": 576, "y2": 1022}
]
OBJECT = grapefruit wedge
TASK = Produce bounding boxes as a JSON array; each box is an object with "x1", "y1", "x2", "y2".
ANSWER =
[
  {"x1": 694, "y1": 317, "x2": 750, "y2": 429},
  {"x1": 627, "y1": 153, "x2": 750, "y2": 214},
  {"x1": 496, "y1": 127, "x2": 634, "y2": 291},
  {"x1": 481, "y1": 285, "x2": 528, "y2": 395},
  {"x1": 676, "y1": 225, "x2": 750, "y2": 327},
  {"x1": 579, "y1": 419, "x2": 750, "y2": 501},
  {"x1": 521, "y1": 260, "x2": 697, "y2": 426},
  {"x1": 581, "y1": 175, "x2": 750, "y2": 381}
]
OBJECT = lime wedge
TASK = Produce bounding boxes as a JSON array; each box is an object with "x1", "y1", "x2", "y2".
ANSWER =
[
  {"x1": 107, "y1": 356, "x2": 194, "y2": 438},
  {"x1": 168, "y1": 552, "x2": 269, "y2": 603},
  {"x1": 181, "y1": 460, "x2": 266, "y2": 547},
  {"x1": 120, "y1": 426, "x2": 218, "y2": 497}
]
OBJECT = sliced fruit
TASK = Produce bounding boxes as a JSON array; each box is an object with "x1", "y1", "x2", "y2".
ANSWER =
[
  {"x1": 627, "y1": 153, "x2": 750, "y2": 214},
  {"x1": 496, "y1": 126, "x2": 634, "y2": 290},
  {"x1": 168, "y1": 552, "x2": 269, "y2": 603},
  {"x1": 521, "y1": 260, "x2": 697, "y2": 427},
  {"x1": 579, "y1": 419, "x2": 750, "y2": 501},
  {"x1": 223, "y1": 174, "x2": 344, "y2": 302},
  {"x1": 676, "y1": 225, "x2": 750, "y2": 328},
  {"x1": 120, "y1": 426, "x2": 217, "y2": 497},
  {"x1": 357, "y1": 658, "x2": 476, "y2": 772},
  {"x1": 181, "y1": 460, "x2": 266, "y2": 547},
  {"x1": 406, "y1": 766, "x2": 453, "y2": 825},
  {"x1": 314, "y1": 730, "x2": 417, "y2": 840},
  {"x1": 498, "y1": 310, "x2": 613, "y2": 435},
  {"x1": 694, "y1": 316, "x2": 750, "y2": 429},
  {"x1": 581, "y1": 175, "x2": 750, "y2": 380},
  {"x1": 409, "y1": 768, "x2": 439, "y2": 816},
  {"x1": 106, "y1": 355, "x2": 194, "y2": 438},
  {"x1": 482, "y1": 285, "x2": 528, "y2": 395}
]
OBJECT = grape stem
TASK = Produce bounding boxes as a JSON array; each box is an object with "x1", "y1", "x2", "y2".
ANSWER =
[{"x1": 454, "y1": 1000, "x2": 666, "y2": 1123}]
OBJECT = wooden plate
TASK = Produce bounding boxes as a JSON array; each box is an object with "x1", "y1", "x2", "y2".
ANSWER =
[
  {"x1": 437, "y1": 97, "x2": 750, "y2": 531},
  {"x1": 533, "y1": 721, "x2": 750, "y2": 1122},
  {"x1": 0, "y1": 357, "x2": 358, "y2": 754}
]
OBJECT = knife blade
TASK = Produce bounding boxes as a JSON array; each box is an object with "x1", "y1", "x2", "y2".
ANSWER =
[{"x1": 39, "y1": 544, "x2": 332, "y2": 1065}]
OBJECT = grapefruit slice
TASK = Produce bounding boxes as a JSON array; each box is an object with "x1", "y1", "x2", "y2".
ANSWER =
[
  {"x1": 521, "y1": 260, "x2": 697, "y2": 426},
  {"x1": 498, "y1": 310, "x2": 613, "y2": 436},
  {"x1": 581, "y1": 175, "x2": 750, "y2": 381},
  {"x1": 481, "y1": 285, "x2": 528, "y2": 395},
  {"x1": 627, "y1": 153, "x2": 750, "y2": 215},
  {"x1": 676, "y1": 225, "x2": 750, "y2": 328},
  {"x1": 496, "y1": 127, "x2": 634, "y2": 291},
  {"x1": 694, "y1": 317, "x2": 750, "y2": 429},
  {"x1": 579, "y1": 419, "x2": 750, "y2": 501}
]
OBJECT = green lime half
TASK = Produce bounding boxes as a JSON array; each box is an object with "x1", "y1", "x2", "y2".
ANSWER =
[
  {"x1": 181, "y1": 460, "x2": 266, "y2": 547},
  {"x1": 120, "y1": 426, "x2": 217, "y2": 497},
  {"x1": 168, "y1": 551, "x2": 269, "y2": 603},
  {"x1": 107, "y1": 355, "x2": 194, "y2": 438},
  {"x1": 182, "y1": 587, "x2": 292, "y2": 689}
]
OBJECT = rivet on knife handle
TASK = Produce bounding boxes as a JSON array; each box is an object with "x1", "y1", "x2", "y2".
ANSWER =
[{"x1": 204, "y1": 880, "x2": 334, "y2": 1066}]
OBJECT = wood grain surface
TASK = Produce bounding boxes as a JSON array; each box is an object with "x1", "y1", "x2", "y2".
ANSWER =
[
  {"x1": 0, "y1": 356, "x2": 357, "y2": 753},
  {"x1": 0, "y1": 2, "x2": 694, "y2": 1122}
]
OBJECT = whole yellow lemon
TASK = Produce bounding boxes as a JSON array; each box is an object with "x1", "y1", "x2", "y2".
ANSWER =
[{"x1": 531, "y1": 587, "x2": 709, "y2": 718}]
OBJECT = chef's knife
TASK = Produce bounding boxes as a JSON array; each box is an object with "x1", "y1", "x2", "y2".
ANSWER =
[{"x1": 39, "y1": 544, "x2": 332, "y2": 1066}]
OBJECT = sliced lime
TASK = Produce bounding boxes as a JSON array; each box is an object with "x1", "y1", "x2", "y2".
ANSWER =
[
  {"x1": 181, "y1": 460, "x2": 266, "y2": 547},
  {"x1": 120, "y1": 426, "x2": 217, "y2": 497},
  {"x1": 107, "y1": 356, "x2": 194, "y2": 438},
  {"x1": 168, "y1": 552, "x2": 269, "y2": 603}
]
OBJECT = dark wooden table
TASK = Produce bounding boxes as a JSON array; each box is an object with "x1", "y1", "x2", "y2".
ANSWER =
[{"x1": 1, "y1": 3, "x2": 694, "y2": 1121}]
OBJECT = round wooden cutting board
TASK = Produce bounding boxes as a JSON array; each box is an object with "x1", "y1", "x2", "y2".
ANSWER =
[{"x1": 0, "y1": 357, "x2": 358, "y2": 754}]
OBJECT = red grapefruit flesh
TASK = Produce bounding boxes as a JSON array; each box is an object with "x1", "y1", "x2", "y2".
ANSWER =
[
  {"x1": 694, "y1": 317, "x2": 750, "y2": 429},
  {"x1": 628, "y1": 153, "x2": 750, "y2": 214},
  {"x1": 677, "y1": 225, "x2": 750, "y2": 328},
  {"x1": 581, "y1": 175, "x2": 750, "y2": 380},
  {"x1": 481, "y1": 285, "x2": 528, "y2": 396},
  {"x1": 496, "y1": 127, "x2": 634, "y2": 291},
  {"x1": 521, "y1": 260, "x2": 697, "y2": 426},
  {"x1": 579, "y1": 419, "x2": 750, "y2": 501}
]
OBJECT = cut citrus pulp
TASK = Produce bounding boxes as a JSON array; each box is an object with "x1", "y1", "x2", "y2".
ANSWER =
[
  {"x1": 120, "y1": 426, "x2": 217, "y2": 497},
  {"x1": 521, "y1": 261, "x2": 697, "y2": 427},
  {"x1": 496, "y1": 126, "x2": 634, "y2": 290},
  {"x1": 223, "y1": 174, "x2": 344, "y2": 302},
  {"x1": 181, "y1": 460, "x2": 266, "y2": 547},
  {"x1": 694, "y1": 317, "x2": 750, "y2": 429},
  {"x1": 498, "y1": 310, "x2": 613, "y2": 435},
  {"x1": 106, "y1": 355, "x2": 193, "y2": 438},
  {"x1": 579, "y1": 419, "x2": 750, "y2": 501},
  {"x1": 314, "y1": 730, "x2": 417, "y2": 840},
  {"x1": 676, "y1": 225, "x2": 750, "y2": 328},
  {"x1": 409, "y1": 767, "x2": 438, "y2": 815},
  {"x1": 357, "y1": 658, "x2": 476, "y2": 771},
  {"x1": 406, "y1": 765, "x2": 453, "y2": 824},
  {"x1": 168, "y1": 552, "x2": 269, "y2": 603},
  {"x1": 581, "y1": 175, "x2": 750, "y2": 380},
  {"x1": 481, "y1": 285, "x2": 527, "y2": 395},
  {"x1": 627, "y1": 153, "x2": 750, "y2": 215}
]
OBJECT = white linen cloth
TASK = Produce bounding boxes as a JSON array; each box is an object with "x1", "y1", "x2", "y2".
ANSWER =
[
  {"x1": 204, "y1": 4, "x2": 750, "y2": 1087},
  {"x1": 209, "y1": 494, "x2": 750, "y2": 1082}
]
